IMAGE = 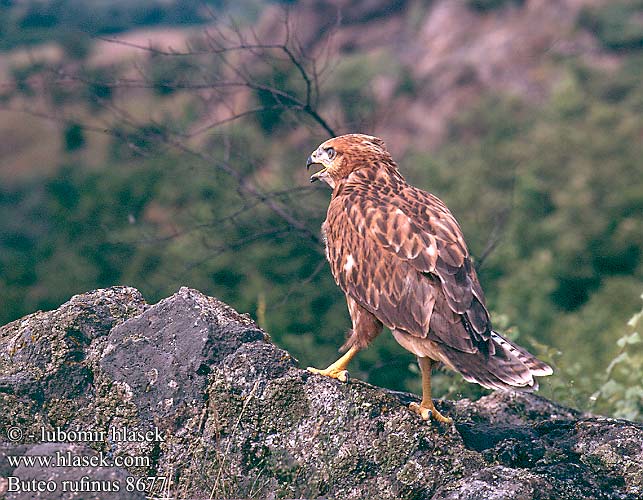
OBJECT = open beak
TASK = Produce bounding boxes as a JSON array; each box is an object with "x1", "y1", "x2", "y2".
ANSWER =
[{"x1": 306, "y1": 155, "x2": 327, "y2": 183}]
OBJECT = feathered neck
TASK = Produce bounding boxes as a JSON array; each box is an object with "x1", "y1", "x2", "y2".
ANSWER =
[{"x1": 332, "y1": 161, "x2": 405, "y2": 198}]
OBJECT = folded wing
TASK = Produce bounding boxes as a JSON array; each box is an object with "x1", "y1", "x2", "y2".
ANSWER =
[{"x1": 324, "y1": 169, "x2": 551, "y2": 390}]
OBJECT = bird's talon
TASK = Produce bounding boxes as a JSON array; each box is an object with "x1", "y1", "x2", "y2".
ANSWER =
[
  {"x1": 409, "y1": 402, "x2": 452, "y2": 424},
  {"x1": 409, "y1": 402, "x2": 430, "y2": 421},
  {"x1": 307, "y1": 366, "x2": 350, "y2": 383}
]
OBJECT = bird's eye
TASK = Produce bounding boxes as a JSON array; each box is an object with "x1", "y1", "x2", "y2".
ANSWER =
[{"x1": 325, "y1": 147, "x2": 336, "y2": 160}]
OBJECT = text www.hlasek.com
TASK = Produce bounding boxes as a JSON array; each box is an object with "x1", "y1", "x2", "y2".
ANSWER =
[{"x1": 7, "y1": 450, "x2": 150, "y2": 469}]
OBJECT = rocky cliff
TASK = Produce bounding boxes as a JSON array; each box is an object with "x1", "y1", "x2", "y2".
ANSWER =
[{"x1": 1, "y1": 287, "x2": 642, "y2": 499}]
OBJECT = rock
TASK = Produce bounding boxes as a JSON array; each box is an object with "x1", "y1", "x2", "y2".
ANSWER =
[{"x1": 1, "y1": 286, "x2": 642, "y2": 499}]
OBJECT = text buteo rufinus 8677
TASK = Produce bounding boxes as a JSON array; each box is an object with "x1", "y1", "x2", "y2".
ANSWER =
[{"x1": 306, "y1": 133, "x2": 552, "y2": 423}]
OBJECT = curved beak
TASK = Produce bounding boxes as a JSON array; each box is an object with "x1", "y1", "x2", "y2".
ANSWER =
[{"x1": 306, "y1": 154, "x2": 327, "y2": 183}]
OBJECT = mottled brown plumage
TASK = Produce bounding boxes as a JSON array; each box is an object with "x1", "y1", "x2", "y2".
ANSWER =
[{"x1": 306, "y1": 134, "x2": 552, "y2": 421}]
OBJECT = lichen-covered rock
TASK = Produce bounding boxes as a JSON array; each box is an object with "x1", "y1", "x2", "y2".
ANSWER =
[{"x1": 1, "y1": 287, "x2": 642, "y2": 499}]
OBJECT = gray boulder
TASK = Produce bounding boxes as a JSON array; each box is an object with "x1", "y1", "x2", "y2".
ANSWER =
[{"x1": 0, "y1": 286, "x2": 641, "y2": 499}]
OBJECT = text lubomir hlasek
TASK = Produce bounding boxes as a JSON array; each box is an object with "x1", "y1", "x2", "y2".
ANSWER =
[{"x1": 37, "y1": 426, "x2": 165, "y2": 443}]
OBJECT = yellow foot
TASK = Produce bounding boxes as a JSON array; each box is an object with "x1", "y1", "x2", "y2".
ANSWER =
[
  {"x1": 307, "y1": 366, "x2": 350, "y2": 383},
  {"x1": 409, "y1": 401, "x2": 453, "y2": 424}
]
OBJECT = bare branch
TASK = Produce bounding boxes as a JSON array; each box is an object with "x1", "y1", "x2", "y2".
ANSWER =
[
  {"x1": 475, "y1": 209, "x2": 510, "y2": 271},
  {"x1": 1, "y1": 8, "x2": 338, "y2": 268}
]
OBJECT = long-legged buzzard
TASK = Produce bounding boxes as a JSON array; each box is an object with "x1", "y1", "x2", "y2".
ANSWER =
[{"x1": 306, "y1": 133, "x2": 552, "y2": 423}]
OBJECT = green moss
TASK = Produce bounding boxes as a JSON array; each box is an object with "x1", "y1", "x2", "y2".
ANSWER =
[
  {"x1": 260, "y1": 376, "x2": 309, "y2": 432},
  {"x1": 0, "y1": 394, "x2": 45, "y2": 444},
  {"x1": 373, "y1": 427, "x2": 417, "y2": 471},
  {"x1": 44, "y1": 397, "x2": 79, "y2": 426}
]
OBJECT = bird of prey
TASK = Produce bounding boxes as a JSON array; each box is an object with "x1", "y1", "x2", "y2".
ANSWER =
[{"x1": 305, "y1": 133, "x2": 552, "y2": 423}]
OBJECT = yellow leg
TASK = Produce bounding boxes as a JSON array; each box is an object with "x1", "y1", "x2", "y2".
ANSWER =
[
  {"x1": 307, "y1": 346, "x2": 360, "y2": 383},
  {"x1": 409, "y1": 357, "x2": 453, "y2": 424}
]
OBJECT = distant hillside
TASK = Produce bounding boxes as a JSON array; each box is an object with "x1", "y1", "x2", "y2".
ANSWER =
[
  {"x1": 0, "y1": 0, "x2": 630, "y2": 152},
  {"x1": 249, "y1": 0, "x2": 627, "y2": 151}
]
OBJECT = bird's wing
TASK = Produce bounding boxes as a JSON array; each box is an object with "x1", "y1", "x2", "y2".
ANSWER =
[
  {"x1": 325, "y1": 200, "x2": 437, "y2": 337},
  {"x1": 325, "y1": 172, "x2": 491, "y2": 349}
]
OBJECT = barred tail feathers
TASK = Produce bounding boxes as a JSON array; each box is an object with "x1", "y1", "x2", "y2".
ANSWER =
[{"x1": 434, "y1": 331, "x2": 553, "y2": 392}]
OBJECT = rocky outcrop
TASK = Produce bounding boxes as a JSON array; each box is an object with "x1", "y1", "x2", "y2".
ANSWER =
[{"x1": 1, "y1": 287, "x2": 642, "y2": 499}]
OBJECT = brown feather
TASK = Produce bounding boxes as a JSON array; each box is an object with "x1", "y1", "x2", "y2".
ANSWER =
[{"x1": 312, "y1": 133, "x2": 552, "y2": 391}]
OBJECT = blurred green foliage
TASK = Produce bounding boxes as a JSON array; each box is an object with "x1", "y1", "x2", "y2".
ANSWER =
[
  {"x1": 63, "y1": 123, "x2": 85, "y2": 151},
  {"x1": 579, "y1": 1, "x2": 643, "y2": 51},
  {"x1": 1, "y1": 1, "x2": 643, "y2": 420},
  {"x1": 467, "y1": 0, "x2": 525, "y2": 13},
  {"x1": 0, "y1": 0, "x2": 224, "y2": 51},
  {"x1": 592, "y1": 295, "x2": 643, "y2": 421}
]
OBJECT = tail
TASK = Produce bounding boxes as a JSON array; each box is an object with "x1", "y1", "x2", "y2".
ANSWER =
[
  {"x1": 444, "y1": 331, "x2": 553, "y2": 391},
  {"x1": 490, "y1": 331, "x2": 553, "y2": 377}
]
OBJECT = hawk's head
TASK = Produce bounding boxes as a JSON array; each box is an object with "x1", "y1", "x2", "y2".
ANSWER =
[{"x1": 307, "y1": 134, "x2": 394, "y2": 188}]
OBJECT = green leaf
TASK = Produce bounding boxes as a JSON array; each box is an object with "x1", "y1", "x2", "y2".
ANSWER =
[
  {"x1": 616, "y1": 331, "x2": 641, "y2": 348},
  {"x1": 627, "y1": 310, "x2": 643, "y2": 328}
]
